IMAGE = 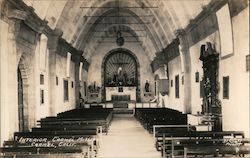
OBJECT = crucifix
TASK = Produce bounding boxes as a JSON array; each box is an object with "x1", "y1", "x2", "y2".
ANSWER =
[{"x1": 112, "y1": 62, "x2": 129, "y2": 86}]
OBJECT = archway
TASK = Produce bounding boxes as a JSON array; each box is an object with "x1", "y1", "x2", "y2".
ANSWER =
[
  {"x1": 17, "y1": 54, "x2": 31, "y2": 131},
  {"x1": 101, "y1": 48, "x2": 140, "y2": 102},
  {"x1": 17, "y1": 68, "x2": 24, "y2": 132}
]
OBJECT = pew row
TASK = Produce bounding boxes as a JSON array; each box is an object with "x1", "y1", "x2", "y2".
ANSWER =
[
  {"x1": 163, "y1": 138, "x2": 250, "y2": 157},
  {"x1": 0, "y1": 145, "x2": 91, "y2": 158},
  {"x1": 161, "y1": 131, "x2": 250, "y2": 158},
  {"x1": 1, "y1": 108, "x2": 114, "y2": 158},
  {"x1": 39, "y1": 108, "x2": 113, "y2": 134},
  {"x1": 134, "y1": 108, "x2": 187, "y2": 133}
]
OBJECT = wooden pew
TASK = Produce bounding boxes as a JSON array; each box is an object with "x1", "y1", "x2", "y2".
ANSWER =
[
  {"x1": 134, "y1": 108, "x2": 187, "y2": 132},
  {"x1": 0, "y1": 153, "x2": 86, "y2": 158},
  {"x1": 13, "y1": 129, "x2": 100, "y2": 154},
  {"x1": 161, "y1": 131, "x2": 247, "y2": 158},
  {"x1": 1, "y1": 139, "x2": 91, "y2": 158},
  {"x1": 153, "y1": 125, "x2": 197, "y2": 151},
  {"x1": 185, "y1": 145, "x2": 250, "y2": 157},
  {"x1": 3, "y1": 133, "x2": 96, "y2": 157},
  {"x1": 164, "y1": 138, "x2": 250, "y2": 157},
  {"x1": 48, "y1": 108, "x2": 113, "y2": 134},
  {"x1": 1, "y1": 108, "x2": 114, "y2": 158}
]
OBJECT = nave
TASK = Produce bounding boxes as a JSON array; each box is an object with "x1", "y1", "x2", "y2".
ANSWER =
[
  {"x1": 1, "y1": 107, "x2": 250, "y2": 158},
  {"x1": 0, "y1": 0, "x2": 249, "y2": 158},
  {"x1": 98, "y1": 114, "x2": 161, "y2": 158}
]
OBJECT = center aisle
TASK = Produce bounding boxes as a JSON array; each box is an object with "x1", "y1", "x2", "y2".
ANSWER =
[{"x1": 98, "y1": 114, "x2": 161, "y2": 158}]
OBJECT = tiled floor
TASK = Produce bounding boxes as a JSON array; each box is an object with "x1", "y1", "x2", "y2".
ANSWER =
[{"x1": 98, "y1": 114, "x2": 161, "y2": 158}]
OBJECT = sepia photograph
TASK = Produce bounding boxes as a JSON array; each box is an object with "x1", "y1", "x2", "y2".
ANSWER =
[{"x1": 0, "y1": 0, "x2": 249, "y2": 157}]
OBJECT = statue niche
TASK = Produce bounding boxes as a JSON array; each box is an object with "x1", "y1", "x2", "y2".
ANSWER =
[
  {"x1": 144, "y1": 80, "x2": 153, "y2": 98},
  {"x1": 144, "y1": 80, "x2": 150, "y2": 92},
  {"x1": 87, "y1": 81, "x2": 102, "y2": 103},
  {"x1": 105, "y1": 52, "x2": 137, "y2": 87},
  {"x1": 103, "y1": 50, "x2": 140, "y2": 102},
  {"x1": 199, "y1": 42, "x2": 222, "y2": 131},
  {"x1": 108, "y1": 67, "x2": 130, "y2": 86}
]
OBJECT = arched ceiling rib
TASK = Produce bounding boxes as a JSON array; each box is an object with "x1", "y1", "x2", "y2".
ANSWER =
[
  {"x1": 22, "y1": 0, "x2": 211, "y2": 61},
  {"x1": 75, "y1": 6, "x2": 163, "y2": 59}
]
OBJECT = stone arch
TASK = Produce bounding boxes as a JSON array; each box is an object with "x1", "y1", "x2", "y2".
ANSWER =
[
  {"x1": 17, "y1": 53, "x2": 33, "y2": 131},
  {"x1": 154, "y1": 74, "x2": 160, "y2": 80},
  {"x1": 101, "y1": 48, "x2": 141, "y2": 102}
]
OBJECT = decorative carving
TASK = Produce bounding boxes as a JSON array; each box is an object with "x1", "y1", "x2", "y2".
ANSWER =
[
  {"x1": 151, "y1": 38, "x2": 180, "y2": 73},
  {"x1": 200, "y1": 42, "x2": 222, "y2": 131},
  {"x1": 105, "y1": 52, "x2": 136, "y2": 87},
  {"x1": 102, "y1": 48, "x2": 140, "y2": 102},
  {"x1": 6, "y1": 9, "x2": 28, "y2": 20},
  {"x1": 116, "y1": 30, "x2": 124, "y2": 46},
  {"x1": 88, "y1": 81, "x2": 101, "y2": 94}
]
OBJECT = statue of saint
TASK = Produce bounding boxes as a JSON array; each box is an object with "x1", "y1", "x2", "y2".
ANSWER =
[
  {"x1": 118, "y1": 67, "x2": 122, "y2": 75},
  {"x1": 117, "y1": 67, "x2": 123, "y2": 85},
  {"x1": 145, "y1": 80, "x2": 150, "y2": 92}
]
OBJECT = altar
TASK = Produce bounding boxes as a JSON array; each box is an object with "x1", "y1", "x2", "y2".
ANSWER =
[{"x1": 105, "y1": 87, "x2": 136, "y2": 101}]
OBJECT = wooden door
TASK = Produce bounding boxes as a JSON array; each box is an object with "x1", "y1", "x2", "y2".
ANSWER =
[{"x1": 17, "y1": 68, "x2": 24, "y2": 132}]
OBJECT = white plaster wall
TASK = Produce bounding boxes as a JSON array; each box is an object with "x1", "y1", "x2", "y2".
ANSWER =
[
  {"x1": 87, "y1": 42, "x2": 154, "y2": 102},
  {"x1": 0, "y1": 20, "x2": 14, "y2": 145},
  {"x1": 0, "y1": 20, "x2": 24, "y2": 143},
  {"x1": 36, "y1": 45, "x2": 50, "y2": 121},
  {"x1": 219, "y1": 7, "x2": 249, "y2": 138},
  {"x1": 55, "y1": 54, "x2": 76, "y2": 114},
  {"x1": 155, "y1": 56, "x2": 184, "y2": 112},
  {"x1": 80, "y1": 69, "x2": 88, "y2": 102},
  {"x1": 161, "y1": 6, "x2": 249, "y2": 138},
  {"x1": 166, "y1": 56, "x2": 184, "y2": 112}
]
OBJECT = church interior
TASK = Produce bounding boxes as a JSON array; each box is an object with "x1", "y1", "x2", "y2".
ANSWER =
[{"x1": 0, "y1": 0, "x2": 249, "y2": 157}]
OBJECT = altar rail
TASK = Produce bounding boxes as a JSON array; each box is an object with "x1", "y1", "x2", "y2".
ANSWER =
[{"x1": 85, "y1": 102, "x2": 160, "y2": 109}]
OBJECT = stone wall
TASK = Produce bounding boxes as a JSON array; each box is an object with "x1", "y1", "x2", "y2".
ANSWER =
[{"x1": 87, "y1": 41, "x2": 155, "y2": 102}]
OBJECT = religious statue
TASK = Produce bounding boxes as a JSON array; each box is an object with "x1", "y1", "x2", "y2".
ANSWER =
[
  {"x1": 117, "y1": 67, "x2": 123, "y2": 86},
  {"x1": 88, "y1": 81, "x2": 100, "y2": 93},
  {"x1": 145, "y1": 80, "x2": 150, "y2": 92},
  {"x1": 199, "y1": 42, "x2": 222, "y2": 131},
  {"x1": 107, "y1": 65, "x2": 135, "y2": 87}
]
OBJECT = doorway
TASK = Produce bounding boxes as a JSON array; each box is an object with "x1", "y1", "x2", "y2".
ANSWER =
[{"x1": 17, "y1": 68, "x2": 24, "y2": 132}]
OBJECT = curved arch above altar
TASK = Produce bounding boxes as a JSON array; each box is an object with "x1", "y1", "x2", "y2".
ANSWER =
[{"x1": 101, "y1": 48, "x2": 141, "y2": 102}]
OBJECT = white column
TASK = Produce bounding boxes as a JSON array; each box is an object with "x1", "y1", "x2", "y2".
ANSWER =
[{"x1": 0, "y1": 20, "x2": 10, "y2": 146}]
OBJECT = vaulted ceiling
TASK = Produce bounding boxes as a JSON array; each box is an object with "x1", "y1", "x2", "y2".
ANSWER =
[{"x1": 23, "y1": 0, "x2": 211, "y2": 61}]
